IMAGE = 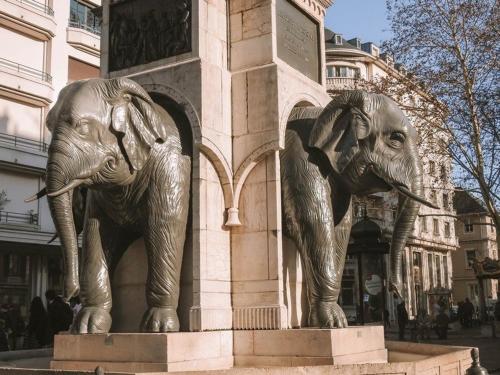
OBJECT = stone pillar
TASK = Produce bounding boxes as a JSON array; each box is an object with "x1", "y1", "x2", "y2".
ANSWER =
[{"x1": 101, "y1": 0, "x2": 332, "y2": 332}]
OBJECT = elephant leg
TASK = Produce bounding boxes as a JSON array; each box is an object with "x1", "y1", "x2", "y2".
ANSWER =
[
  {"x1": 72, "y1": 192, "x2": 115, "y2": 334},
  {"x1": 282, "y1": 158, "x2": 351, "y2": 328},
  {"x1": 140, "y1": 152, "x2": 190, "y2": 332}
]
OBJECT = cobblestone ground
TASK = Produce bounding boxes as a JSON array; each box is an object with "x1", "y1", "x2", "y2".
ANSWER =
[{"x1": 386, "y1": 325, "x2": 500, "y2": 374}]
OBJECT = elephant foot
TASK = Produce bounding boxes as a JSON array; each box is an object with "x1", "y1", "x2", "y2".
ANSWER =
[
  {"x1": 72, "y1": 307, "x2": 112, "y2": 334},
  {"x1": 140, "y1": 307, "x2": 179, "y2": 333},
  {"x1": 310, "y1": 301, "x2": 348, "y2": 328}
]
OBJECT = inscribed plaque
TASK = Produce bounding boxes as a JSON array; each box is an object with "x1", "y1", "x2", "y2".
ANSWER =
[
  {"x1": 109, "y1": 0, "x2": 191, "y2": 71},
  {"x1": 276, "y1": 0, "x2": 320, "y2": 82}
]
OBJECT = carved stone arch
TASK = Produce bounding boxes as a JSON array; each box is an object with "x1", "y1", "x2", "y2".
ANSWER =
[
  {"x1": 233, "y1": 140, "x2": 280, "y2": 212},
  {"x1": 141, "y1": 83, "x2": 202, "y2": 144},
  {"x1": 279, "y1": 93, "x2": 324, "y2": 147},
  {"x1": 142, "y1": 83, "x2": 234, "y2": 213},
  {"x1": 198, "y1": 137, "x2": 234, "y2": 209}
]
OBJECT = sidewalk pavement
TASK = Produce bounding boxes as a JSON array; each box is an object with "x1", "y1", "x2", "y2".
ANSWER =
[{"x1": 385, "y1": 325, "x2": 500, "y2": 374}]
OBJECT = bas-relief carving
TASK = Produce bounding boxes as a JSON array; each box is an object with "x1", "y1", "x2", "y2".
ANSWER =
[
  {"x1": 280, "y1": 91, "x2": 438, "y2": 328},
  {"x1": 32, "y1": 78, "x2": 191, "y2": 333},
  {"x1": 109, "y1": 0, "x2": 191, "y2": 71}
]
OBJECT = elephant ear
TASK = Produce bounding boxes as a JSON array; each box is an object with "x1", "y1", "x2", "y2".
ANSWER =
[
  {"x1": 308, "y1": 91, "x2": 372, "y2": 174},
  {"x1": 109, "y1": 78, "x2": 168, "y2": 171}
]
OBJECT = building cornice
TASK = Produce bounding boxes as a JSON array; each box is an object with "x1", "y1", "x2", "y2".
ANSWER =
[{"x1": 317, "y1": 0, "x2": 335, "y2": 8}]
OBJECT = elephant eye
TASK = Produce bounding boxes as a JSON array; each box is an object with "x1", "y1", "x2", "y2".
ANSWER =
[
  {"x1": 389, "y1": 132, "x2": 406, "y2": 148},
  {"x1": 76, "y1": 121, "x2": 89, "y2": 136}
]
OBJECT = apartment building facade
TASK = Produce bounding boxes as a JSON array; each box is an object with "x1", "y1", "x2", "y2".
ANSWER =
[
  {"x1": 324, "y1": 29, "x2": 459, "y2": 322},
  {"x1": 452, "y1": 190, "x2": 498, "y2": 309},
  {"x1": 0, "y1": 0, "x2": 100, "y2": 317}
]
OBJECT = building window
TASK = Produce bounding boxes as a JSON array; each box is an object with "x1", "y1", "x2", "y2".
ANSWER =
[
  {"x1": 412, "y1": 251, "x2": 423, "y2": 314},
  {"x1": 429, "y1": 161, "x2": 436, "y2": 175},
  {"x1": 428, "y1": 253, "x2": 434, "y2": 289},
  {"x1": 326, "y1": 65, "x2": 360, "y2": 78},
  {"x1": 443, "y1": 256, "x2": 448, "y2": 288},
  {"x1": 468, "y1": 283, "x2": 479, "y2": 305},
  {"x1": 464, "y1": 219, "x2": 474, "y2": 233},
  {"x1": 433, "y1": 218, "x2": 439, "y2": 235},
  {"x1": 435, "y1": 255, "x2": 442, "y2": 287},
  {"x1": 70, "y1": 0, "x2": 101, "y2": 34},
  {"x1": 442, "y1": 193, "x2": 449, "y2": 209},
  {"x1": 444, "y1": 222, "x2": 451, "y2": 238},
  {"x1": 430, "y1": 190, "x2": 437, "y2": 205},
  {"x1": 440, "y1": 165, "x2": 447, "y2": 180},
  {"x1": 68, "y1": 57, "x2": 100, "y2": 83},
  {"x1": 420, "y1": 216, "x2": 427, "y2": 232},
  {"x1": 335, "y1": 34, "x2": 343, "y2": 45},
  {"x1": 466, "y1": 249, "x2": 476, "y2": 268}
]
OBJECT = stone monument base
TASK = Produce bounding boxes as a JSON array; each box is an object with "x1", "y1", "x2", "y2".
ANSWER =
[
  {"x1": 234, "y1": 326, "x2": 387, "y2": 367},
  {"x1": 50, "y1": 331, "x2": 233, "y2": 373},
  {"x1": 50, "y1": 327, "x2": 386, "y2": 373}
]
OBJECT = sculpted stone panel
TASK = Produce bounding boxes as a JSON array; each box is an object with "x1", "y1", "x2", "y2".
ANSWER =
[{"x1": 109, "y1": 0, "x2": 191, "y2": 71}]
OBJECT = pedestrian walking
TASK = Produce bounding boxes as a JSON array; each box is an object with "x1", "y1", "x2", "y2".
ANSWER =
[
  {"x1": 416, "y1": 309, "x2": 431, "y2": 340},
  {"x1": 45, "y1": 290, "x2": 73, "y2": 342},
  {"x1": 435, "y1": 308, "x2": 450, "y2": 339},
  {"x1": 462, "y1": 298, "x2": 474, "y2": 328},
  {"x1": 24, "y1": 297, "x2": 49, "y2": 349},
  {"x1": 397, "y1": 300, "x2": 409, "y2": 340},
  {"x1": 0, "y1": 318, "x2": 9, "y2": 351}
]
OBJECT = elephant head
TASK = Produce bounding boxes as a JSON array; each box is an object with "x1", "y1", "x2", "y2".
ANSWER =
[
  {"x1": 35, "y1": 78, "x2": 176, "y2": 300},
  {"x1": 309, "y1": 91, "x2": 438, "y2": 298}
]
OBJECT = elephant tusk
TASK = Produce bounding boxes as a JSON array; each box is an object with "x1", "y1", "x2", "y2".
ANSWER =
[
  {"x1": 391, "y1": 183, "x2": 439, "y2": 209},
  {"x1": 25, "y1": 188, "x2": 47, "y2": 203},
  {"x1": 47, "y1": 179, "x2": 88, "y2": 198}
]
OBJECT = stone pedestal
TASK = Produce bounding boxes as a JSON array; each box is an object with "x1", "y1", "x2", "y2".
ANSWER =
[
  {"x1": 50, "y1": 327, "x2": 387, "y2": 373},
  {"x1": 50, "y1": 331, "x2": 233, "y2": 373},
  {"x1": 234, "y1": 326, "x2": 387, "y2": 367}
]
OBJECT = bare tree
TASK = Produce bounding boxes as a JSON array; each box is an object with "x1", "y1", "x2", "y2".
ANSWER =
[{"x1": 370, "y1": 0, "x2": 499, "y2": 246}]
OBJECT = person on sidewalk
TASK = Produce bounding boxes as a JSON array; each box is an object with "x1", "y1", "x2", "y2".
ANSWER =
[
  {"x1": 435, "y1": 308, "x2": 450, "y2": 339},
  {"x1": 24, "y1": 297, "x2": 49, "y2": 349},
  {"x1": 416, "y1": 309, "x2": 431, "y2": 340},
  {"x1": 397, "y1": 300, "x2": 409, "y2": 340},
  {"x1": 494, "y1": 292, "x2": 500, "y2": 321},
  {"x1": 462, "y1": 298, "x2": 474, "y2": 328}
]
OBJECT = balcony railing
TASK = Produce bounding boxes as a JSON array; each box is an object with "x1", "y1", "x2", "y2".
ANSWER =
[
  {"x1": 15, "y1": 0, "x2": 54, "y2": 16},
  {"x1": 68, "y1": 20, "x2": 101, "y2": 36},
  {"x1": 0, "y1": 132, "x2": 48, "y2": 153},
  {"x1": 326, "y1": 77, "x2": 362, "y2": 91},
  {"x1": 0, "y1": 211, "x2": 39, "y2": 226},
  {"x1": 0, "y1": 57, "x2": 52, "y2": 83}
]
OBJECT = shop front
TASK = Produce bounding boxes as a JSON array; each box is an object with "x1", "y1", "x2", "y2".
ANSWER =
[{"x1": 339, "y1": 217, "x2": 390, "y2": 325}]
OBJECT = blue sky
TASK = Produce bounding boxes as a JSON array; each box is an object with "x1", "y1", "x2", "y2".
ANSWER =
[{"x1": 324, "y1": 0, "x2": 391, "y2": 45}]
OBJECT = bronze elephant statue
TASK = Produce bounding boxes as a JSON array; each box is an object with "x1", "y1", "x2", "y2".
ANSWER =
[
  {"x1": 30, "y1": 78, "x2": 191, "y2": 333},
  {"x1": 281, "y1": 91, "x2": 437, "y2": 328}
]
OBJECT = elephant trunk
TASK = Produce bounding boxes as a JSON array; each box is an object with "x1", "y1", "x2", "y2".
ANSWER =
[
  {"x1": 46, "y1": 152, "x2": 80, "y2": 300},
  {"x1": 389, "y1": 158, "x2": 424, "y2": 299}
]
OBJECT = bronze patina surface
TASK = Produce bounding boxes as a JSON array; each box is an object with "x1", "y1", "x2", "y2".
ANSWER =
[
  {"x1": 280, "y1": 91, "x2": 438, "y2": 328},
  {"x1": 36, "y1": 78, "x2": 191, "y2": 333}
]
